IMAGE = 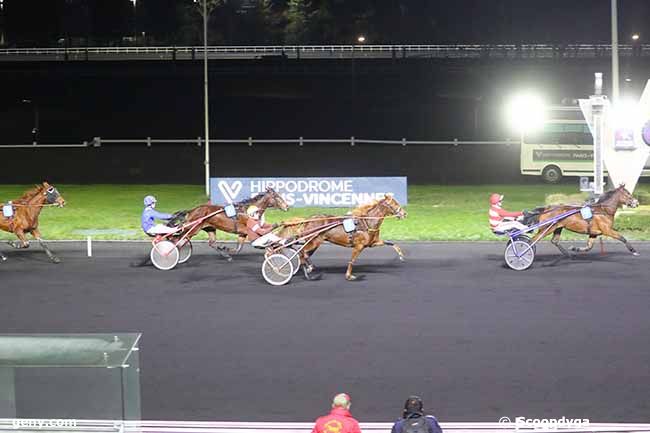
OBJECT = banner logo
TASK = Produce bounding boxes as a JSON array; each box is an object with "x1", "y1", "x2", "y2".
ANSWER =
[{"x1": 217, "y1": 180, "x2": 243, "y2": 203}]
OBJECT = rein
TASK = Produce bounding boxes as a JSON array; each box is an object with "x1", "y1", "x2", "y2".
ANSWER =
[{"x1": 277, "y1": 214, "x2": 400, "y2": 228}]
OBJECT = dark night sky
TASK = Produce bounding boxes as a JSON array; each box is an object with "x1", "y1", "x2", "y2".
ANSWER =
[{"x1": 2, "y1": 0, "x2": 650, "y2": 46}]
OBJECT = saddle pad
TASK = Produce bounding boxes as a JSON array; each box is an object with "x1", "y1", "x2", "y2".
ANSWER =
[
  {"x1": 580, "y1": 206, "x2": 593, "y2": 220},
  {"x1": 224, "y1": 204, "x2": 237, "y2": 218},
  {"x1": 342, "y1": 218, "x2": 357, "y2": 233},
  {"x1": 2, "y1": 204, "x2": 13, "y2": 218}
]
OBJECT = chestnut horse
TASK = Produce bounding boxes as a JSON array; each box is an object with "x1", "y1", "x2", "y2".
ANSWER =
[
  {"x1": 278, "y1": 193, "x2": 407, "y2": 281},
  {"x1": 0, "y1": 182, "x2": 66, "y2": 263},
  {"x1": 172, "y1": 187, "x2": 289, "y2": 259},
  {"x1": 530, "y1": 185, "x2": 639, "y2": 258}
]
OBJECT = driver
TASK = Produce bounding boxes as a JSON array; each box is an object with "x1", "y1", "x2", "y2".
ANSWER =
[
  {"x1": 246, "y1": 205, "x2": 287, "y2": 248},
  {"x1": 489, "y1": 193, "x2": 527, "y2": 232},
  {"x1": 141, "y1": 195, "x2": 177, "y2": 236}
]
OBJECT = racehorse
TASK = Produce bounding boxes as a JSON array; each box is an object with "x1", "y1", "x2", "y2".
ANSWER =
[
  {"x1": 173, "y1": 187, "x2": 289, "y2": 258},
  {"x1": 530, "y1": 185, "x2": 639, "y2": 258},
  {"x1": 0, "y1": 182, "x2": 66, "y2": 263},
  {"x1": 278, "y1": 193, "x2": 407, "y2": 281}
]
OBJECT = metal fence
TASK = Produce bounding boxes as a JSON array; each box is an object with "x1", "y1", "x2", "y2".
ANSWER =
[
  {"x1": 0, "y1": 44, "x2": 648, "y2": 62},
  {"x1": 0, "y1": 137, "x2": 515, "y2": 149}
]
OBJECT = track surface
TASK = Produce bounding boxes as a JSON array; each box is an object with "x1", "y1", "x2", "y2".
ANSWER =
[{"x1": 1, "y1": 241, "x2": 649, "y2": 422}]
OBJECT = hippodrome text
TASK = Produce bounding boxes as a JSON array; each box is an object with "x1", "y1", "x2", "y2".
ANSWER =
[{"x1": 12, "y1": 419, "x2": 77, "y2": 429}]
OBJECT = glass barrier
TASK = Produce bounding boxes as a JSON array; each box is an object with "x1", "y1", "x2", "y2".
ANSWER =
[{"x1": 0, "y1": 333, "x2": 141, "y2": 420}]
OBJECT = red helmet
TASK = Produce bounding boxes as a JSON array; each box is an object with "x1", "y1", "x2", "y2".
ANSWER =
[{"x1": 489, "y1": 193, "x2": 503, "y2": 205}]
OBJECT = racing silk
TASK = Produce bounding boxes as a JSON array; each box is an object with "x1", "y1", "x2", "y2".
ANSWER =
[
  {"x1": 312, "y1": 408, "x2": 361, "y2": 433},
  {"x1": 489, "y1": 204, "x2": 523, "y2": 229},
  {"x1": 246, "y1": 218, "x2": 273, "y2": 240},
  {"x1": 141, "y1": 207, "x2": 173, "y2": 232}
]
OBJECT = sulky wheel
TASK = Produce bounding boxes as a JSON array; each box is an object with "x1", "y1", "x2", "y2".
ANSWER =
[
  {"x1": 262, "y1": 253, "x2": 294, "y2": 286},
  {"x1": 177, "y1": 240, "x2": 193, "y2": 264},
  {"x1": 150, "y1": 240, "x2": 180, "y2": 271},
  {"x1": 504, "y1": 240, "x2": 535, "y2": 271},
  {"x1": 507, "y1": 235, "x2": 536, "y2": 254},
  {"x1": 280, "y1": 247, "x2": 301, "y2": 275}
]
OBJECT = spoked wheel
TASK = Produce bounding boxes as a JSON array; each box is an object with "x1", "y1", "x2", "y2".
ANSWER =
[
  {"x1": 177, "y1": 240, "x2": 193, "y2": 264},
  {"x1": 507, "y1": 235, "x2": 536, "y2": 253},
  {"x1": 280, "y1": 247, "x2": 301, "y2": 275},
  {"x1": 504, "y1": 240, "x2": 535, "y2": 271},
  {"x1": 150, "y1": 240, "x2": 180, "y2": 271},
  {"x1": 262, "y1": 253, "x2": 294, "y2": 286}
]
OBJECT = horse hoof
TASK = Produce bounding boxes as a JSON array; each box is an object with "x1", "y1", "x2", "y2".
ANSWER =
[
  {"x1": 399, "y1": 256, "x2": 406, "y2": 262},
  {"x1": 346, "y1": 274, "x2": 357, "y2": 281},
  {"x1": 51, "y1": 257, "x2": 61, "y2": 264},
  {"x1": 632, "y1": 251, "x2": 640, "y2": 257}
]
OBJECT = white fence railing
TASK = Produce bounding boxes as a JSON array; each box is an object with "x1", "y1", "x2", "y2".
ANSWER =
[
  {"x1": 0, "y1": 137, "x2": 515, "y2": 149},
  {"x1": 0, "y1": 44, "x2": 648, "y2": 61},
  {"x1": 1, "y1": 421, "x2": 650, "y2": 433}
]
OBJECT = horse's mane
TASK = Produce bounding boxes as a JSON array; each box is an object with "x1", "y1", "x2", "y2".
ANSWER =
[
  {"x1": 235, "y1": 192, "x2": 267, "y2": 207},
  {"x1": 596, "y1": 187, "x2": 623, "y2": 204},
  {"x1": 352, "y1": 198, "x2": 382, "y2": 216},
  {"x1": 14, "y1": 185, "x2": 44, "y2": 203}
]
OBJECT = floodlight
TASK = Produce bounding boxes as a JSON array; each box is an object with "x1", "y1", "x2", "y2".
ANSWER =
[{"x1": 505, "y1": 92, "x2": 547, "y2": 133}]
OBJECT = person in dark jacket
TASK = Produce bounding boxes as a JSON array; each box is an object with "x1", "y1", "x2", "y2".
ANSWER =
[{"x1": 391, "y1": 396, "x2": 443, "y2": 433}]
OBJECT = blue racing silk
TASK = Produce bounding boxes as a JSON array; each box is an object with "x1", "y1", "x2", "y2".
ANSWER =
[{"x1": 141, "y1": 206, "x2": 173, "y2": 232}]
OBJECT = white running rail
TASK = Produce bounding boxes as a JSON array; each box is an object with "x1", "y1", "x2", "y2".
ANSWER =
[{"x1": 1, "y1": 421, "x2": 650, "y2": 433}]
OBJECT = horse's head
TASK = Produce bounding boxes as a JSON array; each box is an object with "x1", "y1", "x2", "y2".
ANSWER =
[
  {"x1": 379, "y1": 193, "x2": 406, "y2": 219},
  {"x1": 615, "y1": 184, "x2": 638, "y2": 208},
  {"x1": 266, "y1": 187, "x2": 289, "y2": 211},
  {"x1": 42, "y1": 182, "x2": 65, "y2": 208}
]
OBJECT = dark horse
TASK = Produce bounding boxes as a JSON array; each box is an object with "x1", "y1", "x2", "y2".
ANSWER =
[
  {"x1": 529, "y1": 185, "x2": 640, "y2": 258},
  {"x1": 278, "y1": 193, "x2": 407, "y2": 281},
  {"x1": 0, "y1": 182, "x2": 66, "y2": 263},
  {"x1": 171, "y1": 187, "x2": 289, "y2": 258}
]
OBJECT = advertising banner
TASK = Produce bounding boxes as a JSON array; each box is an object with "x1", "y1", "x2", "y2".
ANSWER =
[{"x1": 210, "y1": 177, "x2": 408, "y2": 207}]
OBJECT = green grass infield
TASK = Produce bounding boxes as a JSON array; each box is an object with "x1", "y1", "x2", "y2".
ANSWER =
[{"x1": 1, "y1": 184, "x2": 650, "y2": 241}]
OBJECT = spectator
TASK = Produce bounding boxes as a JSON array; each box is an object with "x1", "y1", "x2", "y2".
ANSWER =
[
  {"x1": 312, "y1": 393, "x2": 362, "y2": 433},
  {"x1": 391, "y1": 396, "x2": 442, "y2": 433}
]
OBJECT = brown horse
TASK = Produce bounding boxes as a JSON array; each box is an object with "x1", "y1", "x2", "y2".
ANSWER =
[
  {"x1": 278, "y1": 193, "x2": 407, "y2": 281},
  {"x1": 530, "y1": 185, "x2": 639, "y2": 258},
  {"x1": 0, "y1": 182, "x2": 66, "y2": 263},
  {"x1": 174, "y1": 187, "x2": 289, "y2": 258}
]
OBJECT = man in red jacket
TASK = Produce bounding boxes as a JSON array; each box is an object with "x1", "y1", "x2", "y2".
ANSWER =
[
  {"x1": 489, "y1": 193, "x2": 527, "y2": 233},
  {"x1": 312, "y1": 393, "x2": 362, "y2": 433}
]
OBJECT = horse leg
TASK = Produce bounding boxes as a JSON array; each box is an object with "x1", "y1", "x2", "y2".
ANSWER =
[
  {"x1": 346, "y1": 244, "x2": 366, "y2": 281},
  {"x1": 300, "y1": 238, "x2": 323, "y2": 279},
  {"x1": 227, "y1": 235, "x2": 246, "y2": 255},
  {"x1": 372, "y1": 239, "x2": 405, "y2": 262},
  {"x1": 602, "y1": 228, "x2": 640, "y2": 256},
  {"x1": 550, "y1": 227, "x2": 573, "y2": 258},
  {"x1": 209, "y1": 241, "x2": 233, "y2": 262},
  {"x1": 9, "y1": 230, "x2": 29, "y2": 249},
  {"x1": 32, "y1": 229, "x2": 60, "y2": 263},
  {"x1": 570, "y1": 235, "x2": 598, "y2": 253}
]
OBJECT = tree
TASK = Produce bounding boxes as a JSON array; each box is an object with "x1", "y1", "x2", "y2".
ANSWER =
[
  {"x1": 175, "y1": 0, "x2": 225, "y2": 45},
  {"x1": 284, "y1": 0, "x2": 311, "y2": 44}
]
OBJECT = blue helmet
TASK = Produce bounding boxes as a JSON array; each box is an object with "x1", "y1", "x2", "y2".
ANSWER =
[{"x1": 143, "y1": 195, "x2": 157, "y2": 206}]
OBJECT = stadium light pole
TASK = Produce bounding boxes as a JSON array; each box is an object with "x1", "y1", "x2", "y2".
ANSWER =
[
  {"x1": 194, "y1": 0, "x2": 211, "y2": 197},
  {"x1": 130, "y1": 0, "x2": 137, "y2": 42},
  {"x1": 611, "y1": 0, "x2": 619, "y2": 103}
]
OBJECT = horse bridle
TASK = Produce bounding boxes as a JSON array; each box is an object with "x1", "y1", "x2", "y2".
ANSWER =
[
  {"x1": 378, "y1": 198, "x2": 403, "y2": 216},
  {"x1": 45, "y1": 187, "x2": 60, "y2": 204}
]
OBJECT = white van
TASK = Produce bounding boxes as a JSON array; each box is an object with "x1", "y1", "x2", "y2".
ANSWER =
[{"x1": 520, "y1": 115, "x2": 650, "y2": 183}]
